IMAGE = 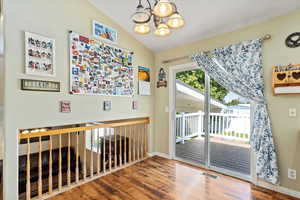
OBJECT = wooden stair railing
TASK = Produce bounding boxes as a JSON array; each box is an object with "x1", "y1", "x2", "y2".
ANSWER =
[{"x1": 18, "y1": 118, "x2": 150, "y2": 200}]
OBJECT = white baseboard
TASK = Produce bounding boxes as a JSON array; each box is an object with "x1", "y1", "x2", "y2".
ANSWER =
[
  {"x1": 148, "y1": 152, "x2": 171, "y2": 159},
  {"x1": 150, "y1": 152, "x2": 300, "y2": 199},
  {"x1": 255, "y1": 180, "x2": 300, "y2": 199}
]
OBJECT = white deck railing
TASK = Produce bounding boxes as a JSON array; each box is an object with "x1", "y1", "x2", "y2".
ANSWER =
[{"x1": 176, "y1": 112, "x2": 250, "y2": 143}]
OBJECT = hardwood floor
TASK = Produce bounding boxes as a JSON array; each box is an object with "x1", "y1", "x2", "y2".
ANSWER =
[{"x1": 50, "y1": 156, "x2": 298, "y2": 200}]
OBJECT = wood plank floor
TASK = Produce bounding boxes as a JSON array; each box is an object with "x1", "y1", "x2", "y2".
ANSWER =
[{"x1": 50, "y1": 156, "x2": 299, "y2": 200}]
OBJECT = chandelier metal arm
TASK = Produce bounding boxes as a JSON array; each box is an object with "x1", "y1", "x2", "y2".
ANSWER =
[{"x1": 145, "y1": 0, "x2": 152, "y2": 10}]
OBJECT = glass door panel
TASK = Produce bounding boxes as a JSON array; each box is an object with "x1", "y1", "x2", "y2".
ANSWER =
[
  {"x1": 209, "y1": 78, "x2": 251, "y2": 176},
  {"x1": 175, "y1": 69, "x2": 206, "y2": 165}
]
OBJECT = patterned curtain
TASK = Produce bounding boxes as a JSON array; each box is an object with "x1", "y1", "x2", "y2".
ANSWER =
[{"x1": 192, "y1": 39, "x2": 279, "y2": 184}]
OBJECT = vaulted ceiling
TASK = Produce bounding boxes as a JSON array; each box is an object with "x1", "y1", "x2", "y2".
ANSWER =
[{"x1": 89, "y1": 0, "x2": 300, "y2": 52}]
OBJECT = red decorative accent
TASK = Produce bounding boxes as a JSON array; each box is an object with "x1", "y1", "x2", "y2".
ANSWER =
[{"x1": 79, "y1": 35, "x2": 89, "y2": 43}]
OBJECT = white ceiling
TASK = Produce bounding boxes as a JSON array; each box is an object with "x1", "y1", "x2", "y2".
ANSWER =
[{"x1": 89, "y1": 0, "x2": 300, "y2": 52}]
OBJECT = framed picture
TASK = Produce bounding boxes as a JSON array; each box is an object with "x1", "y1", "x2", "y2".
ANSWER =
[
  {"x1": 132, "y1": 101, "x2": 138, "y2": 110},
  {"x1": 25, "y1": 32, "x2": 56, "y2": 77},
  {"x1": 103, "y1": 101, "x2": 112, "y2": 111},
  {"x1": 60, "y1": 101, "x2": 71, "y2": 113},
  {"x1": 92, "y1": 20, "x2": 118, "y2": 44},
  {"x1": 138, "y1": 66, "x2": 151, "y2": 95},
  {"x1": 21, "y1": 79, "x2": 60, "y2": 92}
]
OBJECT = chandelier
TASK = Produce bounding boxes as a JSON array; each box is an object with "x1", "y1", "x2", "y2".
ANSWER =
[{"x1": 131, "y1": 0, "x2": 185, "y2": 37}]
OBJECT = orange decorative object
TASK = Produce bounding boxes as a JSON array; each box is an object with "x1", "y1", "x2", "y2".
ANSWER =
[{"x1": 139, "y1": 71, "x2": 150, "y2": 81}]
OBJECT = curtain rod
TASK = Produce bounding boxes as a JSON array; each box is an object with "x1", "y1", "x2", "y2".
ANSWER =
[{"x1": 162, "y1": 34, "x2": 271, "y2": 64}]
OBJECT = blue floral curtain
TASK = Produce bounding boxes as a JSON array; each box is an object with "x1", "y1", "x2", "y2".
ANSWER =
[{"x1": 192, "y1": 39, "x2": 279, "y2": 184}]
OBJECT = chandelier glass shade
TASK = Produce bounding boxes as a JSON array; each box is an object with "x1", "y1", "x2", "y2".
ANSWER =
[
  {"x1": 134, "y1": 23, "x2": 151, "y2": 34},
  {"x1": 153, "y1": 0, "x2": 174, "y2": 17},
  {"x1": 132, "y1": 0, "x2": 184, "y2": 37},
  {"x1": 131, "y1": 4, "x2": 151, "y2": 23},
  {"x1": 154, "y1": 23, "x2": 171, "y2": 37},
  {"x1": 167, "y1": 12, "x2": 184, "y2": 29}
]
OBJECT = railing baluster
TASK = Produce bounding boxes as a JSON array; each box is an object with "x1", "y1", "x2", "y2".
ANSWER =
[
  {"x1": 146, "y1": 124, "x2": 148, "y2": 156},
  {"x1": 226, "y1": 116, "x2": 229, "y2": 135},
  {"x1": 182, "y1": 114, "x2": 185, "y2": 144},
  {"x1": 215, "y1": 115, "x2": 218, "y2": 135},
  {"x1": 58, "y1": 134, "x2": 62, "y2": 190},
  {"x1": 97, "y1": 128, "x2": 100, "y2": 175},
  {"x1": 48, "y1": 135, "x2": 53, "y2": 194},
  {"x1": 129, "y1": 126, "x2": 132, "y2": 163},
  {"x1": 109, "y1": 128, "x2": 112, "y2": 171},
  {"x1": 83, "y1": 131, "x2": 87, "y2": 180},
  {"x1": 119, "y1": 127, "x2": 122, "y2": 166},
  {"x1": 38, "y1": 136, "x2": 42, "y2": 197},
  {"x1": 213, "y1": 115, "x2": 217, "y2": 134},
  {"x1": 90, "y1": 130, "x2": 94, "y2": 178},
  {"x1": 210, "y1": 116, "x2": 213, "y2": 135},
  {"x1": 26, "y1": 138, "x2": 31, "y2": 200},
  {"x1": 222, "y1": 115, "x2": 225, "y2": 135},
  {"x1": 140, "y1": 125, "x2": 144, "y2": 159},
  {"x1": 192, "y1": 116, "x2": 194, "y2": 134},
  {"x1": 212, "y1": 115, "x2": 215, "y2": 135},
  {"x1": 219, "y1": 115, "x2": 222, "y2": 135},
  {"x1": 216, "y1": 115, "x2": 218, "y2": 135},
  {"x1": 76, "y1": 132, "x2": 79, "y2": 183},
  {"x1": 114, "y1": 128, "x2": 117, "y2": 168},
  {"x1": 99, "y1": 129, "x2": 103, "y2": 173},
  {"x1": 137, "y1": 124, "x2": 140, "y2": 160},
  {"x1": 103, "y1": 128, "x2": 106, "y2": 173},
  {"x1": 67, "y1": 133, "x2": 71, "y2": 186},
  {"x1": 134, "y1": 125, "x2": 136, "y2": 161},
  {"x1": 124, "y1": 126, "x2": 127, "y2": 165},
  {"x1": 202, "y1": 113, "x2": 204, "y2": 134},
  {"x1": 144, "y1": 123, "x2": 147, "y2": 157}
]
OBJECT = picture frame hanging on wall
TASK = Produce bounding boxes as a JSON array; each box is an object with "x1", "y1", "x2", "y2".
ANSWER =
[
  {"x1": 21, "y1": 79, "x2": 60, "y2": 92},
  {"x1": 24, "y1": 32, "x2": 56, "y2": 77},
  {"x1": 138, "y1": 66, "x2": 151, "y2": 95},
  {"x1": 92, "y1": 20, "x2": 118, "y2": 44}
]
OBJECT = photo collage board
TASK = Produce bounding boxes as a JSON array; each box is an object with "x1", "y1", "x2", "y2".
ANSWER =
[{"x1": 69, "y1": 32, "x2": 134, "y2": 96}]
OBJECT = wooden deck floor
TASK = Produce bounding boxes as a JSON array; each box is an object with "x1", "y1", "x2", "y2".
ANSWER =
[
  {"x1": 50, "y1": 156, "x2": 298, "y2": 200},
  {"x1": 176, "y1": 137, "x2": 251, "y2": 175}
]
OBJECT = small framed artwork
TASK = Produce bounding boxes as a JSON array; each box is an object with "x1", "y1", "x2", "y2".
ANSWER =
[
  {"x1": 25, "y1": 32, "x2": 56, "y2": 77},
  {"x1": 132, "y1": 101, "x2": 138, "y2": 110},
  {"x1": 103, "y1": 101, "x2": 112, "y2": 111},
  {"x1": 138, "y1": 66, "x2": 151, "y2": 95},
  {"x1": 21, "y1": 79, "x2": 60, "y2": 92},
  {"x1": 92, "y1": 20, "x2": 118, "y2": 44},
  {"x1": 157, "y1": 67, "x2": 167, "y2": 88},
  {"x1": 60, "y1": 101, "x2": 71, "y2": 113}
]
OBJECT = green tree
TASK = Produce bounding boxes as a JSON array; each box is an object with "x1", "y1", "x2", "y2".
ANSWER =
[
  {"x1": 226, "y1": 99, "x2": 241, "y2": 106},
  {"x1": 176, "y1": 69, "x2": 228, "y2": 102}
]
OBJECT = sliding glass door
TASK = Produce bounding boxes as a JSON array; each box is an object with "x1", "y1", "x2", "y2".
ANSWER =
[{"x1": 174, "y1": 68, "x2": 251, "y2": 179}]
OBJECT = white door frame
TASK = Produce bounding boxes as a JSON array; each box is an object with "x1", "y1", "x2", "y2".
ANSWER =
[
  {"x1": 168, "y1": 62, "x2": 199, "y2": 160},
  {"x1": 168, "y1": 61, "x2": 254, "y2": 182}
]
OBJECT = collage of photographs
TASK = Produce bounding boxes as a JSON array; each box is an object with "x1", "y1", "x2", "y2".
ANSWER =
[{"x1": 70, "y1": 32, "x2": 134, "y2": 96}]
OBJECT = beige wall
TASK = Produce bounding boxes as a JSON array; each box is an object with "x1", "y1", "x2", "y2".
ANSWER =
[
  {"x1": 3, "y1": 0, "x2": 154, "y2": 199},
  {"x1": 2, "y1": 0, "x2": 300, "y2": 198},
  {"x1": 154, "y1": 11, "x2": 300, "y2": 191}
]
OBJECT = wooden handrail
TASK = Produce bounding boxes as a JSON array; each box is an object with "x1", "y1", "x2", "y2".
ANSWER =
[{"x1": 19, "y1": 118, "x2": 150, "y2": 139}]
